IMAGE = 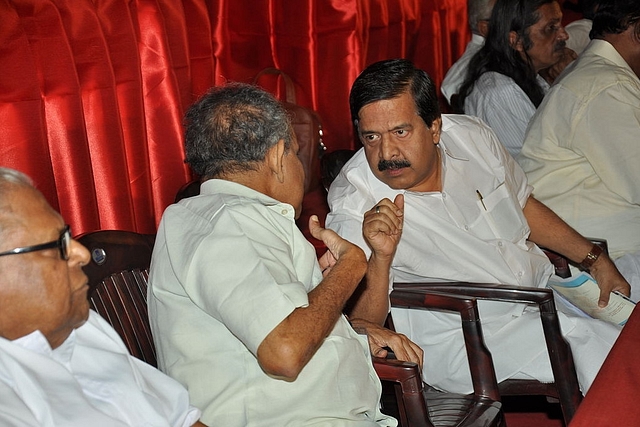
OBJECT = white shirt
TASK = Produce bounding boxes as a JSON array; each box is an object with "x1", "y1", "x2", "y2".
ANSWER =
[
  {"x1": 519, "y1": 39, "x2": 640, "y2": 260},
  {"x1": 565, "y1": 19, "x2": 592, "y2": 55},
  {"x1": 0, "y1": 311, "x2": 200, "y2": 427},
  {"x1": 326, "y1": 114, "x2": 620, "y2": 393},
  {"x1": 464, "y1": 72, "x2": 549, "y2": 158},
  {"x1": 441, "y1": 34, "x2": 485, "y2": 104},
  {"x1": 149, "y1": 179, "x2": 396, "y2": 427}
]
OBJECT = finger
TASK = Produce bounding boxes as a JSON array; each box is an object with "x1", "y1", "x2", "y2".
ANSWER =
[
  {"x1": 364, "y1": 202, "x2": 403, "y2": 233},
  {"x1": 372, "y1": 347, "x2": 388, "y2": 359},
  {"x1": 393, "y1": 193, "x2": 404, "y2": 213},
  {"x1": 598, "y1": 287, "x2": 611, "y2": 308},
  {"x1": 308, "y1": 215, "x2": 323, "y2": 239},
  {"x1": 363, "y1": 211, "x2": 401, "y2": 233}
]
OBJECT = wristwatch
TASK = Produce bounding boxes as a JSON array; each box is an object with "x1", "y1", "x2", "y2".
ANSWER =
[{"x1": 579, "y1": 244, "x2": 604, "y2": 270}]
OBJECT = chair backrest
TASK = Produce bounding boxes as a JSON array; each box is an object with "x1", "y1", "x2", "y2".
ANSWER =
[{"x1": 77, "y1": 230, "x2": 157, "y2": 367}]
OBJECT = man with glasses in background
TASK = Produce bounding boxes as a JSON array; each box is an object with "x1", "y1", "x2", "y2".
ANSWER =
[{"x1": 0, "y1": 167, "x2": 207, "y2": 427}]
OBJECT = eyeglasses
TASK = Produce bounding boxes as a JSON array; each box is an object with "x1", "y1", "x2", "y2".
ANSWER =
[{"x1": 0, "y1": 225, "x2": 71, "y2": 261}]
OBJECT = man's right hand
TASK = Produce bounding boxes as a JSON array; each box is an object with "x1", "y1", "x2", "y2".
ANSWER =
[
  {"x1": 363, "y1": 194, "x2": 404, "y2": 260},
  {"x1": 309, "y1": 215, "x2": 367, "y2": 277}
]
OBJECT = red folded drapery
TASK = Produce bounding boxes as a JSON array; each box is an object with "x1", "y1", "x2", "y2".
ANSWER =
[{"x1": 0, "y1": 0, "x2": 469, "y2": 234}]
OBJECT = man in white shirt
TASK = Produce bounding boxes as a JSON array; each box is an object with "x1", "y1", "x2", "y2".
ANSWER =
[
  {"x1": 440, "y1": 0, "x2": 495, "y2": 105},
  {"x1": 564, "y1": 0, "x2": 600, "y2": 55},
  {"x1": 0, "y1": 168, "x2": 206, "y2": 427},
  {"x1": 456, "y1": 0, "x2": 575, "y2": 157},
  {"x1": 519, "y1": 0, "x2": 640, "y2": 293},
  {"x1": 148, "y1": 83, "x2": 422, "y2": 426},
  {"x1": 326, "y1": 58, "x2": 632, "y2": 394}
]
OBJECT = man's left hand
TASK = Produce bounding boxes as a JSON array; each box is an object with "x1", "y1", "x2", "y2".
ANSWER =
[
  {"x1": 349, "y1": 318, "x2": 423, "y2": 369},
  {"x1": 590, "y1": 255, "x2": 631, "y2": 308},
  {"x1": 540, "y1": 47, "x2": 577, "y2": 84}
]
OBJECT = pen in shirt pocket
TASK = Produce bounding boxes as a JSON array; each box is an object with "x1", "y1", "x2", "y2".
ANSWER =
[{"x1": 476, "y1": 190, "x2": 487, "y2": 211}]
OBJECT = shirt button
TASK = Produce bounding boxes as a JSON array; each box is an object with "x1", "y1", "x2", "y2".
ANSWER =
[
  {"x1": 442, "y1": 192, "x2": 447, "y2": 199},
  {"x1": 518, "y1": 271, "x2": 524, "y2": 277},
  {"x1": 281, "y1": 209, "x2": 288, "y2": 215},
  {"x1": 464, "y1": 225, "x2": 469, "y2": 231},
  {"x1": 498, "y1": 241, "x2": 503, "y2": 247}
]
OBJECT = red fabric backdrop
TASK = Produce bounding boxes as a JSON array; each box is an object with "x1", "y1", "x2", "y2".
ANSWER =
[{"x1": 0, "y1": 0, "x2": 469, "y2": 235}]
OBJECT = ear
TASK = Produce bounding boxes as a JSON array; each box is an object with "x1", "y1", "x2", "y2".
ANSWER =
[
  {"x1": 429, "y1": 117, "x2": 442, "y2": 145},
  {"x1": 477, "y1": 20, "x2": 490, "y2": 38},
  {"x1": 509, "y1": 30, "x2": 524, "y2": 52},
  {"x1": 266, "y1": 139, "x2": 286, "y2": 183}
]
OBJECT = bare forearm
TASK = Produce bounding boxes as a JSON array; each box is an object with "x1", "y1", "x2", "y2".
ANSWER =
[
  {"x1": 524, "y1": 196, "x2": 630, "y2": 304},
  {"x1": 348, "y1": 253, "x2": 393, "y2": 326},
  {"x1": 257, "y1": 248, "x2": 366, "y2": 380},
  {"x1": 524, "y1": 196, "x2": 594, "y2": 263}
]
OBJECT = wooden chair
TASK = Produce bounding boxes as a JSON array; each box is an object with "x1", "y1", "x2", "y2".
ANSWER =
[
  {"x1": 380, "y1": 289, "x2": 504, "y2": 427},
  {"x1": 392, "y1": 282, "x2": 581, "y2": 426},
  {"x1": 77, "y1": 230, "x2": 503, "y2": 427},
  {"x1": 77, "y1": 230, "x2": 157, "y2": 366}
]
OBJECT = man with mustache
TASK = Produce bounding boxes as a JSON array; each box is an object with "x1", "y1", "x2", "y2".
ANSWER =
[
  {"x1": 519, "y1": 0, "x2": 640, "y2": 296},
  {"x1": 326, "y1": 58, "x2": 632, "y2": 395},
  {"x1": 455, "y1": 0, "x2": 575, "y2": 157}
]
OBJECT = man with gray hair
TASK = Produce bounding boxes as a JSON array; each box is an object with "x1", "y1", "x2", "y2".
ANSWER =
[
  {"x1": 0, "y1": 168, "x2": 206, "y2": 427},
  {"x1": 147, "y1": 83, "x2": 422, "y2": 426},
  {"x1": 440, "y1": 0, "x2": 496, "y2": 105}
]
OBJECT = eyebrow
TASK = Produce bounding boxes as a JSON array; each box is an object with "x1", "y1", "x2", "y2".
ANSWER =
[{"x1": 360, "y1": 123, "x2": 413, "y2": 135}]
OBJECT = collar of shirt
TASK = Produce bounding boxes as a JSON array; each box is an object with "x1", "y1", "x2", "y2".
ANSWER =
[
  {"x1": 200, "y1": 178, "x2": 296, "y2": 219},
  {"x1": 589, "y1": 39, "x2": 639, "y2": 80},
  {"x1": 12, "y1": 329, "x2": 77, "y2": 370}
]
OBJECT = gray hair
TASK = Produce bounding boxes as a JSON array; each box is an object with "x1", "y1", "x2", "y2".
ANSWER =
[
  {"x1": 0, "y1": 168, "x2": 35, "y2": 236},
  {"x1": 0, "y1": 168, "x2": 33, "y2": 188},
  {"x1": 184, "y1": 83, "x2": 293, "y2": 179},
  {"x1": 468, "y1": 0, "x2": 495, "y2": 34}
]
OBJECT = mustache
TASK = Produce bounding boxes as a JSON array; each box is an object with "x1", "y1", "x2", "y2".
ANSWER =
[
  {"x1": 378, "y1": 159, "x2": 411, "y2": 171},
  {"x1": 554, "y1": 40, "x2": 566, "y2": 52}
]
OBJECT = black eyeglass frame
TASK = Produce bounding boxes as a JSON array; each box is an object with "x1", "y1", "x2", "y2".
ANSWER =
[{"x1": 0, "y1": 225, "x2": 71, "y2": 261}]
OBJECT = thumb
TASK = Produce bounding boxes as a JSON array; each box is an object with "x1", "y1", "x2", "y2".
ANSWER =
[
  {"x1": 394, "y1": 193, "x2": 405, "y2": 212},
  {"x1": 598, "y1": 288, "x2": 610, "y2": 308},
  {"x1": 308, "y1": 215, "x2": 323, "y2": 240}
]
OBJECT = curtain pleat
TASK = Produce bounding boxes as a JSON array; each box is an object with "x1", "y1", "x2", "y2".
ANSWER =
[{"x1": 0, "y1": 0, "x2": 470, "y2": 235}]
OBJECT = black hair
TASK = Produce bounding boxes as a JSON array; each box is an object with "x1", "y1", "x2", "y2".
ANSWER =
[{"x1": 349, "y1": 59, "x2": 440, "y2": 128}]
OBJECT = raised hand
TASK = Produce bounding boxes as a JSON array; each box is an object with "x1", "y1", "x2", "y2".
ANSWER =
[
  {"x1": 310, "y1": 215, "x2": 366, "y2": 277},
  {"x1": 362, "y1": 194, "x2": 404, "y2": 260}
]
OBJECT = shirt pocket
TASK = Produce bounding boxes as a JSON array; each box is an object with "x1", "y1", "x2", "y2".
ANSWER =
[{"x1": 477, "y1": 182, "x2": 529, "y2": 242}]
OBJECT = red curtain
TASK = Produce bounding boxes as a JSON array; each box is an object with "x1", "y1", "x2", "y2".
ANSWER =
[{"x1": 0, "y1": 0, "x2": 469, "y2": 235}]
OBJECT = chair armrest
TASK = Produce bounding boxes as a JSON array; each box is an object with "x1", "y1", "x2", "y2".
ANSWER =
[
  {"x1": 390, "y1": 289, "x2": 500, "y2": 401},
  {"x1": 372, "y1": 357, "x2": 430, "y2": 427},
  {"x1": 394, "y1": 282, "x2": 581, "y2": 421}
]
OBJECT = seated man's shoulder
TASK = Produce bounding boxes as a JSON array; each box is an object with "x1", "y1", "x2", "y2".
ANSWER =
[
  {"x1": 475, "y1": 71, "x2": 515, "y2": 91},
  {"x1": 442, "y1": 113, "x2": 495, "y2": 137},
  {"x1": 442, "y1": 114, "x2": 510, "y2": 161}
]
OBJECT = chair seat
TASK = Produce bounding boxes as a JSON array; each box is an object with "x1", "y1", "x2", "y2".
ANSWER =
[{"x1": 425, "y1": 389, "x2": 502, "y2": 427}]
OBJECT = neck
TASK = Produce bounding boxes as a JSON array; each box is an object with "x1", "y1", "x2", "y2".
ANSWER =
[{"x1": 603, "y1": 30, "x2": 640, "y2": 79}]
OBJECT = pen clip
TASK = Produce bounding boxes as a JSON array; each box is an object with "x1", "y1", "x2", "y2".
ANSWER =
[{"x1": 476, "y1": 190, "x2": 487, "y2": 211}]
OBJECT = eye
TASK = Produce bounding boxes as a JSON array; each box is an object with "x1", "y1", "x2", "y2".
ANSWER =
[
  {"x1": 362, "y1": 134, "x2": 380, "y2": 144},
  {"x1": 394, "y1": 129, "x2": 409, "y2": 138}
]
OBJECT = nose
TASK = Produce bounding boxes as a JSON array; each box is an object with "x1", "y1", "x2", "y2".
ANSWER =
[
  {"x1": 558, "y1": 25, "x2": 569, "y2": 41},
  {"x1": 68, "y1": 238, "x2": 91, "y2": 267},
  {"x1": 380, "y1": 134, "x2": 399, "y2": 160}
]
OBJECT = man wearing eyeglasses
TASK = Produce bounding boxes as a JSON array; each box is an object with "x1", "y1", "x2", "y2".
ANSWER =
[{"x1": 0, "y1": 167, "x2": 207, "y2": 427}]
